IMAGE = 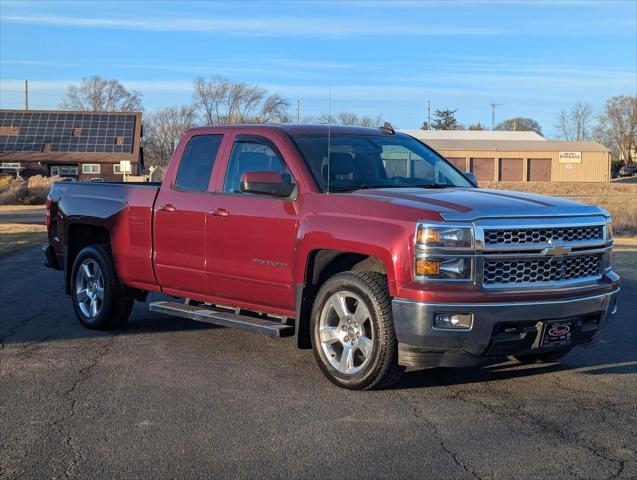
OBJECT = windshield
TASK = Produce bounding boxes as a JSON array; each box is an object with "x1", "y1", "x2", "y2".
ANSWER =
[{"x1": 291, "y1": 133, "x2": 474, "y2": 192}]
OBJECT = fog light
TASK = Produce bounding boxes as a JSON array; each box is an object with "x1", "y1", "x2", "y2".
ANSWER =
[{"x1": 433, "y1": 313, "x2": 473, "y2": 330}]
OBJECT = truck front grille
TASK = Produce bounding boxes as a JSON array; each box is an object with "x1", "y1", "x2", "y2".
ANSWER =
[
  {"x1": 483, "y1": 254, "x2": 602, "y2": 285},
  {"x1": 484, "y1": 225, "x2": 603, "y2": 245}
]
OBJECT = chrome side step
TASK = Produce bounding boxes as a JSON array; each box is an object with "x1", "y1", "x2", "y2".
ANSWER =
[{"x1": 148, "y1": 301, "x2": 294, "y2": 337}]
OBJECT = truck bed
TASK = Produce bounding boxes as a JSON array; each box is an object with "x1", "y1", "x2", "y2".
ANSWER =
[{"x1": 48, "y1": 180, "x2": 162, "y2": 292}]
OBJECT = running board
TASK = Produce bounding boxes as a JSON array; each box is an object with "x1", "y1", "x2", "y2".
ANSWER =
[{"x1": 148, "y1": 301, "x2": 294, "y2": 337}]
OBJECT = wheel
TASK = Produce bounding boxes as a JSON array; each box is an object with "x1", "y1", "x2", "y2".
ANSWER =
[
  {"x1": 513, "y1": 348, "x2": 571, "y2": 364},
  {"x1": 310, "y1": 271, "x2": 404, "y2": 390},
  {"x1": 71, "y1": 244, "x2": 133, "y2": 330}
]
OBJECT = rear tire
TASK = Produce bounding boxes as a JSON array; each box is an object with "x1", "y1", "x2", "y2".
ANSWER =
[
  {"x1": 71, "y1": 244, "x2": 133, "y2": 330},
  {"x1": 513, "y1": 348, "x2": 571, "y2": 364},
  {"x1": 310, "y1": 271, "x2": 404, "y2": 390}
]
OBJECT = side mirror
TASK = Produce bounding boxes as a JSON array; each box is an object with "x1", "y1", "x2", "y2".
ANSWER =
[
  {"x1": 464, "y1": 171, "x2": 477, "y2": 185},
  {"x1": 241, "y1": 171, "x2": 295, "y2": 197}
]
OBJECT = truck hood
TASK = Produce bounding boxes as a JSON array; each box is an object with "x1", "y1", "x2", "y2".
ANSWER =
[{"x1": 351, "y1": 187, "x2": 607, "y2": 221}]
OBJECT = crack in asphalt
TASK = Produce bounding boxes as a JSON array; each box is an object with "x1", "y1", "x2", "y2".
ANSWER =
[
  {"x1": 473, "y1": 375, "x2": 627, "y2": 480},
  {"x1": 395, "y1": 388, "x2": 483, "y2": 480},
  {"x1": 48, "y1": 334, "x2": 117, "y2": 479},
  {"x1": 0, "y1": 301, "x2": 52, "y2": 351}
]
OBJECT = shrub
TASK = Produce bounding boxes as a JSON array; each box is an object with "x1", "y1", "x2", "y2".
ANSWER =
[{"x1": 0, "y1": 175, "x2": 59, "y2": 205}]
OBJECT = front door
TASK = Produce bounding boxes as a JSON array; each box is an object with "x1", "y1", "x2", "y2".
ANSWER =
[
  {"x1": 153, "y1": 134, "x2": 223, "y2": 296},
  {"x1": 205, "y1": 134, "x2": 300, "y2": 311}
]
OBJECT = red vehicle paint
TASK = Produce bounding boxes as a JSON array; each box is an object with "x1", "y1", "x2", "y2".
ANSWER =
[{"x1": 45, "y1": 125, "x2": 620, "y2": 389}]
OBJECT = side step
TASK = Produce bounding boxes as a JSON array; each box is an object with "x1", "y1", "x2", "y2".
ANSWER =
[{"x1": 148, "y1": 301, "x2": 294, "y2": 337}]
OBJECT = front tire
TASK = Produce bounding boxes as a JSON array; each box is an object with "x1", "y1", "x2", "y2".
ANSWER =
[
  {"x1": 71, "y1": 244, "x2": 133, "y2": 330},
  {"x1": 310, "y1": 271, "x2": 403, "y2": 390}
]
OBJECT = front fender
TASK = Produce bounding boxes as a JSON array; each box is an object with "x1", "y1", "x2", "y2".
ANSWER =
[{"x1": 294, "y1": 214, "x2": 413, "y2": 296}]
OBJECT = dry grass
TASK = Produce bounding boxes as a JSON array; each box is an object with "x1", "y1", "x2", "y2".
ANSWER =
[
  {"x1": 480, "y1": 182, "x2": 637, "y2": 234},
  {"x1": 0, "y1": 175, "x2": 59, "y2": 205},
  {"x1": 0, "y1": 223, "x2": 47, "y2": 256},
  {"x1": 0, "y1": 204, "x2": 47, "y2": 212}
]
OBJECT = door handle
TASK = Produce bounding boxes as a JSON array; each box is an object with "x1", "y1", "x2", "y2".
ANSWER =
[
  {"x1": 208, "y1": 208, "x2": 229, "y2": 217},
  {"x1": 159, "y1": 204, "x2": 176, "y2": 212}
]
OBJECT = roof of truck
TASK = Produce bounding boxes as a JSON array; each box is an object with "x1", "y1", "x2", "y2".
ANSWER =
[{"x1": 185, "y1": 124, "x2": 394, "y2": 136}]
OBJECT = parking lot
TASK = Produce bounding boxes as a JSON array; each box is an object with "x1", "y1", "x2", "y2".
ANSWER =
[{"x1": 1, "y1": 242, "x2": 636, "y2": 479}]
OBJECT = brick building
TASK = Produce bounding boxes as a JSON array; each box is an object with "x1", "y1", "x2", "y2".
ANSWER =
[{"x1": 0, "y1": 109, "x2": 142, "y2": 181}]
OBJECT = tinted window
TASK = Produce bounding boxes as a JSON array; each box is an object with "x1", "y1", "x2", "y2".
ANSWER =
[
  {"x1": 174, "y1": 135, "x2": 223, "y2": 191},
  {"x1": 223, "y1": 139, "x2": 296, "y2": 194},
  {"x1": 292, "y1": 134, "x2": 472, "y2": 192}
]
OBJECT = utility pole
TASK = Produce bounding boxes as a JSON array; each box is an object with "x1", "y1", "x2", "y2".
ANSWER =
[
  {"x1": 490, "y1": 102, "x2": 502, "y2": 129},
  {"x1": 427, "y1": 100, "x2": 431, "y2": 130},
  {"x1": 24, "y1": 80, "x2": 29, "y2": 110},
  {"x1": 296, "y1": 99, "x2": 300, "y2": 123}
]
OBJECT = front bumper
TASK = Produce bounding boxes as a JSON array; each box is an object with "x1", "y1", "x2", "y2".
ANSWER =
[{"x1": 392, "y1": 288, "x2": 620, "y2": 368}]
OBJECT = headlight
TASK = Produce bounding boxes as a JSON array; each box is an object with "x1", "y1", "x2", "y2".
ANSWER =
[
  {"x1": 415, "y1": 223, "x2": 474, "y2": 281},
  {"x1": 416, "y1": 225, "x2": 473, "y2": 249}
]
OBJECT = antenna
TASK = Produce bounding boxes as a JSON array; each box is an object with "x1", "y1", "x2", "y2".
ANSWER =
[
  {"x1": 490, "y1": 102, "x2": 503, "y2": 129},
  {"x1": 427, "y1": 100, "x2": 431, "y2": 130},
  {"x1": 25, "y1": 80, "x2": 29, "y2": 111},
  {"x1": 296, "y1": 99, "x2": 300, "y2": 123},
  {"x1": 327, "y1": 85, "x2": 332, "y2": 194}
]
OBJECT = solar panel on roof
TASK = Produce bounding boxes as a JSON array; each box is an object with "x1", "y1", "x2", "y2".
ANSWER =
[{"x1": 0, "y1": 111, "x2": 137, "y2": 154}]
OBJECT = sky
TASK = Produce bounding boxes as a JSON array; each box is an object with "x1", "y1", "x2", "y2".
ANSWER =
[{"x1": 0, "y1": 0, "x2": 635, "y2": 137}]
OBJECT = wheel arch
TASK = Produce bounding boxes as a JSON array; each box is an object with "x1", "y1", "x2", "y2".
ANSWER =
[{"x1": 64, "y1": 223, "x2": 111, "y2": 295}]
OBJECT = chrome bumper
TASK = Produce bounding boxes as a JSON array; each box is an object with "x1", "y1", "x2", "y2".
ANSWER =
[{"x1": 392, "y1": 288, "x2": 620, "y2": 368}]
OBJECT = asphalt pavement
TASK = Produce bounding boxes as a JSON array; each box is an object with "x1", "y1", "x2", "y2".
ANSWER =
[{"x1": 1, "y1": 244, "x2": 635, "y2": 479}]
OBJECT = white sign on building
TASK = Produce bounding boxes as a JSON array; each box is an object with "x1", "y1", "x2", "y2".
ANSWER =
[
  {"x1": 119, "y1": 160, "x2": 132, "y2": 174},
  {"x1": 559, "y1": 152, "x2": 582, "y2": 163}
]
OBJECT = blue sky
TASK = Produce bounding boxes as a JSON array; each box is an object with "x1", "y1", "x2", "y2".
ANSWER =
[{"x1": 1, "y1": 0, "x2": 635, "y2": 136}]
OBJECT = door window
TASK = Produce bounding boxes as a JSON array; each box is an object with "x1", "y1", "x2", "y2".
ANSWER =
[
  {"x1": 174, "y1": 135, "x2": 223, "y2": 192},
  {"x1": 223, "y1": 137, "x2": 296, "y2": 194}
]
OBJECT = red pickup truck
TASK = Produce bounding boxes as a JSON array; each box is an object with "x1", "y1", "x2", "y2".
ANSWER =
[{"x1": 44, "y1": 124, "x2": 620, "y2": 389}]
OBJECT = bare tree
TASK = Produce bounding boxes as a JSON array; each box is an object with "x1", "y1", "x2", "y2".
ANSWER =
[
  {"x1": 556, "y1": 102, "x2": 594, "y2": 140},
  {"x1": 60, "y1": 75, "x2": 143, "y2": 112},
  {"x1": 303, "y1": 111, "x2": 385, "y2": 127},
  {"x1": 192, "y1": 76, "x2": 289, "y2": 125},
  {"x1": 468, "y1": 122, "x2": 486, "y2": 130},
  {"x1": 495, "y1": 117, "x2": 543, "y2": 136},
  {"x1": 594, "y1": 95, "x2": 637, "y2": 163},
  {"x1": 143, "y1": 106, "x2": 196, "y2": 168}
]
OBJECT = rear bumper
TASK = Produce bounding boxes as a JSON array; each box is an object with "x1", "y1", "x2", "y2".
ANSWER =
[{"x1": 392, "y1": 288, "x2": 620, "y2": 368}]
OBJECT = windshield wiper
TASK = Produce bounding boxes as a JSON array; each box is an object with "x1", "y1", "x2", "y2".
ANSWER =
[
  {"x1": 328, "y1": 184, "x2": 391, "y2": 192},
  {"x1": 411, "y1": 183, "x2": 460, "y2": 189}
]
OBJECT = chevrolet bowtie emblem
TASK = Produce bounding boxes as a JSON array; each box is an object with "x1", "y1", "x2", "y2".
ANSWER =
[{"x1": 542, "y1": 243, "x2": 572, "y2": 258}]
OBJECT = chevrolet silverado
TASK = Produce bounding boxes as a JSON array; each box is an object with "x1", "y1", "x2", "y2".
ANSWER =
[{"x1": 44, "y1": 124, "x2": 620, "y2": 389}]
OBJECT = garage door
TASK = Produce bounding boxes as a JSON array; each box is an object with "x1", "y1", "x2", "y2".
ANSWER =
[
  {"x1": 446, "y1": 157, "x2": 467, "y2": 172},
  {"x1": 470, "y1": 158, "x2": 495, "y2": 181},
  {"x1": 527, "y1": 159, "x2": 552, "y2": 182},
  {"x1": 499, "y1": 158, "x2": 524, "y2": 181}
]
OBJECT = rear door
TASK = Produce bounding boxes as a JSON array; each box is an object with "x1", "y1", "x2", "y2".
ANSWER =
[
  {"x1": 153, "y1": 133, "x2": 225, "y2": 295},
  {"x1": 205, "y1": 133, "x2": 301, "y2": 312}
]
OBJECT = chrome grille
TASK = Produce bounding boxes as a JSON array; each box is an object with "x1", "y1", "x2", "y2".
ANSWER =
[
  {"x1": 484, "y1": 225, "x2": 603, "y2": 245},
  {"x1": 483, "y1": 254, "x2": 602, "y2": 285}
]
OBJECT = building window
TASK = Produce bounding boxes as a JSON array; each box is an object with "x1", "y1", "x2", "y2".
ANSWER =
[
  {"x1": 113, "y1": 164, "x2": 123, "y2": 174},
  {"x1": 51, "y1": 165, "x2": 79, "y2": 176},
  {"x1": 82, "y1": 164, "x2": 101, "y2": 174}
]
